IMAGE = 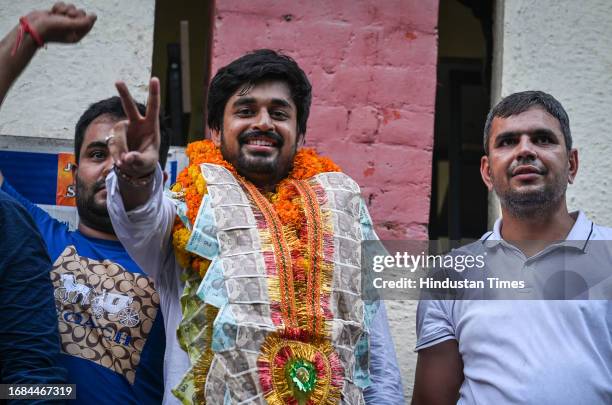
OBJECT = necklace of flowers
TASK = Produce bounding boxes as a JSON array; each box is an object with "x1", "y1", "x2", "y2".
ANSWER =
[{"x1": 170, "y1": 139, "x2": 341, "y2": 277}]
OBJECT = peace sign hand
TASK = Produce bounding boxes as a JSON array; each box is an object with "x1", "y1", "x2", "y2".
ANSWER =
[{"x1": 108, "y1": 77, "x2": 161, "y2": 179}]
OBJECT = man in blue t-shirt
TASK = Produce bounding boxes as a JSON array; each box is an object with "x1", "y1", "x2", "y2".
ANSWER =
[{"x1": 0, "y1": 3, "x2": 169, "y2": 404}]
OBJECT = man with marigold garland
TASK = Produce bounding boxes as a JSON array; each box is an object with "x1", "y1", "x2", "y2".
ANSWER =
[{"x1": 106, "y1": 50, "x2": 404, "y2": 403}]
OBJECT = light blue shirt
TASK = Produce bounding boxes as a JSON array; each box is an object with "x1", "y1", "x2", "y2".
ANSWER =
[
  {"x1": 360, "y1": 198, "x2": 405, "y2": 404},
  {"x1": 365, "y1": 303, "x2": 405, "y2": 404},
  {"x1": 416, "y1": 212, "x2": 612, "y2": 404}
]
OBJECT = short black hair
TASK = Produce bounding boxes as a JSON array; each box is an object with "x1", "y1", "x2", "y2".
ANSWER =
[
  {"x1": 483, "y1": 90, "x2": 572, "y2": 154},
  {"x1": 207, "y1": 49, "x2": 312, "y2": 136},
  {"x1": 74, "y1": 96, "x2": 171, "y2": 168}
]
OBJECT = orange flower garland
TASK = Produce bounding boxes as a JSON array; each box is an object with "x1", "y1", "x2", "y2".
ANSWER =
[{"x1": 170, "y1": 140, "x2": 340, "y2": 278}]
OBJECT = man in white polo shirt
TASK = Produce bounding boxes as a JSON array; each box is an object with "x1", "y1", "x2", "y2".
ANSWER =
[{"x1": 412, "y1": 91, "x2": 612, "y2": 404}]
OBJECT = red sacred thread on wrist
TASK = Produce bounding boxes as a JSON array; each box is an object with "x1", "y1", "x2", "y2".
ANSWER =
[{"x1": 11, "y1": 16, "x2": 45, "y2": 56}]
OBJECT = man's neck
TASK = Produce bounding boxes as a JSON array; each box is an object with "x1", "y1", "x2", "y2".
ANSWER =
[
  {"x1": 499, "y1": 201, "x2": 576, "y2": 257},
  {"x1": 240, "y1": 172, "x2": 281, "y2": 193},
  {"x1": 77, "y1": 222, "x2": 118, "y2": 241}
]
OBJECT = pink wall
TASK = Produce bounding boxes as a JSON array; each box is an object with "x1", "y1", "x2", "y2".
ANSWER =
[{"x1": 211, "y1": 0, "x2": 438, "y2": 239}]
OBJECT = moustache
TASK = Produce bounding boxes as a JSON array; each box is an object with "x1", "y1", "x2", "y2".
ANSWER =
[
  {"x1": 238, "y1": 130, "x2": 284, "y2": 147},
  {"x1": 507, "y1": 160, "x2": 547, "y2": 176},
  {"x1": 93, "y1": 179, "x2": 106, "y2": 193}
]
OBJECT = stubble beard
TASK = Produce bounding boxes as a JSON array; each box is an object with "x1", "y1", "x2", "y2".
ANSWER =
[
  {"x1": 493, "y1": 173, "x2": 568, "y2": 219},
  {"x1": 75, "y1": 175, "x2": 115, "y2": 235}
]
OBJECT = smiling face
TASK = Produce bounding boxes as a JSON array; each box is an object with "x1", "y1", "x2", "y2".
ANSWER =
[
  {"x1": 73, "y1": 115, "x2": 117, "y2": 234},
  {"x1": 211, "y1": 80, "x2": 301, "y2": 190},
  {"x1": 480, "y1": 107, "x2": 578, "y2": 217}
]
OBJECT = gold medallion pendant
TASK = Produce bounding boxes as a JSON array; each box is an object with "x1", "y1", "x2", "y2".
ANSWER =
[{"x1": 258, "y1": 330, "x2": 344, "y2": 405}]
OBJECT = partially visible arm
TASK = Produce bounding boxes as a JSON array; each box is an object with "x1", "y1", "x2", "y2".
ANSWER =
[
  {"x1": 0, "y1": 3, "x2": 96, "y2": 108},
  {"x1": 364, "y1": 303, "x2": 405, "y2": 404},
  {"x1": 107, "y1": 164, "x2": 176, "y2": 281},
  {"x1": 411, "y1": 340, "x2": 463, "y2": 405},
  {"x1": 359, "y1": 200, "x2": 405, "y2": 403},
  {"x1": 0, "y1": 20, "x2": 37, "y2": 107},
  {"x1": 413, "y1": 297, "x2": 463, "y2": 405},
  {"x1": 0, "y1": 195, "x2": 66, "y2": 389}
]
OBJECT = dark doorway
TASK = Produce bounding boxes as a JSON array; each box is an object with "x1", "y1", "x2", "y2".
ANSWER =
[
  {"x1": 152, "y1": 0, "x2": 215, "y2": 145},
  {"x1": 429, "y1": 0, "x2": 493, "y2": 241}
]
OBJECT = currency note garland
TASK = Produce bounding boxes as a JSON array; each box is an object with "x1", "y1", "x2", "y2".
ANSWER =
[{"x1": 169, "y1": 140, "x2": 344, "y2": 404}]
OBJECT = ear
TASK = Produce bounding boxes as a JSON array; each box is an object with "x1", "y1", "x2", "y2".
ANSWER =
[
  {"x1": 211, "y1": 128, "x2": 221, "y2": 147},
  {"x1": 297, "y1": 132, "x2": 305, "y2": 147},
  {"x1": 71, "y1": 163, "x2": 78, "y2": 182},
  {"x1": 567, "y1": 148, "x2": 578, "y2": 184},
  {"x1": 480, "y1": 155, "x2": 494, "y2": 191},
  {"x1": 163, "y1": 171, "x2": 169, "y2": 185}
]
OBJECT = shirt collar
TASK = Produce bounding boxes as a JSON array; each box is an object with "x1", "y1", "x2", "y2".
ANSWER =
[
  {"x1": 481, "y1": 211, "x2": 594, "y2": 252},
  {"x1": 565, "y1": 211, "x2": 594, "y2": 241}
]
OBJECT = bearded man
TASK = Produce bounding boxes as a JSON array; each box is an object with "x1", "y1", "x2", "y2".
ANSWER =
[
  {"x1": 412, "y1": 91, "x2": 612, "y2": 404},
  {"x1": 0, "y1": 3, "x2": 168, "y2": 403},
  {"x1": 106, "y1": 50, "x2": 404, "y2": 404}
]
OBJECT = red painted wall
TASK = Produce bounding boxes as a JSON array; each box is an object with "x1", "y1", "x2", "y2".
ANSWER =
[{"x1": 211, "y1": 0, "x2": 438, "y2": 239}]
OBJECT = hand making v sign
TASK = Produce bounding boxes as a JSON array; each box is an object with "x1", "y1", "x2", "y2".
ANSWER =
[{"x1": 108, "y1": 77, "x2": 162, "y2": 209}]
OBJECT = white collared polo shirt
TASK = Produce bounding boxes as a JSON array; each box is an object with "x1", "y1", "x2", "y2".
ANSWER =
[{"x1": 416, "y1": 211, "x2": 612, "y2": 404}]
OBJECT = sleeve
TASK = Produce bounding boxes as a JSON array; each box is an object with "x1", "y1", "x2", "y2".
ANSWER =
[
  {"x1": 106, "y1": 164, "x2": 177, "y2": 281},
  {"x1": 0, "y1": 194, "x2": 67, "y2": 390},
  {"x1": 363, "y1": 302, "x2": 406, "y2": 404},
  {"x1": 0, "y1": 179, "x2": 47, "y2": 219},
  {"x1": 359, "y1": 200, "x2": 405, "y2": 404},
  {"x1": 415, "y1": 299, "x2": 456, "y2": 351},
  {"x1": 1, "y1": 179, "x2": 66, "y2": 242}
]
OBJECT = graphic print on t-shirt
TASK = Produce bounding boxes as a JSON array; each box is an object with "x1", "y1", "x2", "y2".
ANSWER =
[{"x1": 51, "y1": 245, "x2": 159, "y2": 384}]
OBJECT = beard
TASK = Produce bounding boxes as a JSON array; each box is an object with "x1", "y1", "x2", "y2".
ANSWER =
[
  {"x1": 220, "y1": 130, "x2": 296, "y2": 185},
  {"x1": 75, "y1": 175, "x2": 115, "y2": 235},
  {"x1": 493, "y1": 164, "x2": 568, "y2": 219}
]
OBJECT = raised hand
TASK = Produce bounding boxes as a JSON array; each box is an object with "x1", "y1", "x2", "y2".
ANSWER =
[
  {"x1": 26, "y1": 2, "x2": 97, "y2": 44},
  {"x1": 108, "y1": 78, "x2": 161, "y2": 179},
  {"x1": 0, "y1": 3, "x2": 96, "y2": 107}
]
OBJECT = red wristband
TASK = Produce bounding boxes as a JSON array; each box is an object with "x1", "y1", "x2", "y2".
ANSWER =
[
  {"x1": 11, "y1": 16, "x2": 44, "y2": 56},
  {"x1": 20, "y1": 17, "x2": 44, "y2": 47}
]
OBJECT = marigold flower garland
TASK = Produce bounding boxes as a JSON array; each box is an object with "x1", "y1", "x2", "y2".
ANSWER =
[{"x1": 170, "y1": 139, "x2": 340, "y2": 278}]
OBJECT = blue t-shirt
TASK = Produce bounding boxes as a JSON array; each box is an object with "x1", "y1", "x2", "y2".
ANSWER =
[{"x1": 2, "y1": 181, "x2": 165, "y2": 404}]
